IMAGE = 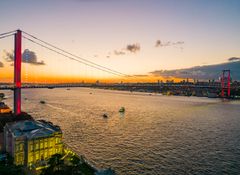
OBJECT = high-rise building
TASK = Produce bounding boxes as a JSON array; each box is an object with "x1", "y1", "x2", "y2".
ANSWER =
[{"x1": 4, "y1": 120, "x2": 63, "y2": 169}]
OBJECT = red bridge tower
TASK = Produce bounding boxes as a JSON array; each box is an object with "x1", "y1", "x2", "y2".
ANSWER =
[
  {"x1": 221, "y1": 70, "x2": 231, "y2": 98},
  {"x1": 14, "y1": 30, "x2": 22, "y2": 115}
]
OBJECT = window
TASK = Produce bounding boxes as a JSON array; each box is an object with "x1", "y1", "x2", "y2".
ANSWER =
[
  {"x1": 19, "y1": 143, "x2": 23, "y2": 151},
  {"x1": 44, "y1": 151, "x2": 48, "y2": 158},
  {"x1": 59, "y1": 147, "x2": 62, "y2": 153},
  {"x1": 17, "y1": 154, "x2": 24, "y2": 165},
  {"x1": 30, "y1": 144, "x2": 33, "y2": 151},
  {"x1": 29, "y1": 155, "x2": 33, "y2": 162},
  {"x1": 15, "y1": 145, "x2": 18, "y2": 152},
  {"x1": 15, "y1": 155, "x2": 18, "y2": 162},
  {"x1": 49, "y1": 149, "x2": 52, "y2": 156},
  {"x1": 35, "y1": 143, "x2": 39, "y2": 150},
  {"x1": 36, "y1": 153, "x2": 39, "y2": 161},
  {"x1": 49, "y1": 140, "x2": 53, "y2": 147},
  {"x1": 40, "y1": 142, "x2": 43, "y2": 149},
  {"x1": 44, "y1": 141, "x2": 48, "y2": 148}
]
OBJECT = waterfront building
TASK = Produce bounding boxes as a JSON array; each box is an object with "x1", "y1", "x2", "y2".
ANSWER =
[
  {"x1": 0, "y1": 102, "x2": 12, "y2": 114},
  {"x1": 4, "y1": 120, "x2": 63, "y2": 169}
]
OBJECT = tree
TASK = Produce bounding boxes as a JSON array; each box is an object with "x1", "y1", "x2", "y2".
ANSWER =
[
  {"x1": 0, "y1": 153, "x2": 26, "y2": 175},
  {"x1": 70, "y1": 155, "x2": 81, "y2": 166},
  {"x1": 41, "y1": 154, "x2": 65, "y2": 175}
]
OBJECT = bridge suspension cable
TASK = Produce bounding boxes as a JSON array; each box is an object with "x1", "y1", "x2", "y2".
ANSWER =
[
  {"x1": 0, "y1": 30, "x2": 17, "y2": 36},
  {"x1": 22, "y1": 35, "x2": 127, "y2": 77},
  {"x1": 1, "y1": 30, "x2": 145, "y2": 82},
  {"x1": 22, "y1": 30, "x2": 131, "y2": 78},
  {"x1": 0, "y1": 30, "x2": 17, "y2": 39},
  {"x1": 0, "y1": 34, "x2": 14, "y2": 40}
]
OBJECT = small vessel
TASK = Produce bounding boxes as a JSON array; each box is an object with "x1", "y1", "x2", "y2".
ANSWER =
[
  {"x1": 0, "y1": 93, "x2": 5, "y2": 99},
  {"x1": 207, "y1": 92, "x2": 218, "y2": 98},
  {"x1": 66, "y1": 88, "x2": 70, "y2": 90},
  {"x1": 119, "y1": 107, "x2": 125, "y2": 113},
  {"x1": 40, "y1": 100, "x2": 46, "y2": 104},
  {"x1": 0, "y1": 102, "x2": 12, "y2": 114},
  {"x1": 103, "y1": 113, "x2": 108, "y2": 118}
]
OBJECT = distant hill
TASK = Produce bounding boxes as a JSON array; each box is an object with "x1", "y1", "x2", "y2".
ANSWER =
[{"x1": 150, "y1": 61, "x2": 240, "y2": 81}]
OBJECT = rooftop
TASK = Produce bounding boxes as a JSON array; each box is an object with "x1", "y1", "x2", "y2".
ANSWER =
[
  {"x1": 5, "y1": 120, "x2": 61, "y2": 139},
  {"x1": 0, "y1": 112, "x2": 33, "y2": 132}
]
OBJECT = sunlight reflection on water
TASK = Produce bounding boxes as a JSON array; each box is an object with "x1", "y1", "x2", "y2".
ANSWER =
[{"x1": 3, "y1": 88, "x2": 240, "y2": 175}]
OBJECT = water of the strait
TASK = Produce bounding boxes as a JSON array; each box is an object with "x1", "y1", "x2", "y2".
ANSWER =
[{"x1": 2, "y1": 88, "x2": 240, "y2": 175}]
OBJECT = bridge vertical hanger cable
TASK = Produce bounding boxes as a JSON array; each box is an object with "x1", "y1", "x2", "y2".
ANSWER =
[
  {"x1": 0, "y1": 31, "x2": 16, "y2": 85},
  {"x1": 22, "y1": 31, "x2": 130, "y2": 78},
  {"x1": 78, "y1": 58, "x2": 82, "y2": 84},
  {"x1": 40, "y1": 44, "x2": 43, "y2": 84},
  {"x1": 22, "y1": 35, "x2": 126, "y2": 78},
  {"x1": 23, "y1": 36, "x2": 26, "y2": 84},
  {"x1": 21, "y1": 31, "x2": 151, "y2": 83},
  {"x1": 43, "y1": 46, "x2": 47, "y2": 84},
  {"x1": 84, "y1": 64, "x2": 87, "y2": 83}
]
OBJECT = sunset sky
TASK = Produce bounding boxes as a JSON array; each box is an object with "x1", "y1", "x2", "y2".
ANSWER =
[{"x1": 0, "y1": 0, "x2": 240, "y2": 83}]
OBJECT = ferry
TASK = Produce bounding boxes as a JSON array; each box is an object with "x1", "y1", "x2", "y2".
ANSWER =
[
  {"x1": 0, "y1": 93, "x2": 4, "y2": 99},
  {"x1": 0, "y1": 102, "x2": 12, "y2": 114},
  {"x1": 207, "y1": 92, "x2": 218, "y2": 98},
  {"x1": 119, "y1": 107, "x2": 125, "y2": 113},
  {"x1": 103, "y1": 113, "x2": 108, "y2": 118},
  {"x1": 40, "y1": 100, "x2": 46, "y2": 104}
]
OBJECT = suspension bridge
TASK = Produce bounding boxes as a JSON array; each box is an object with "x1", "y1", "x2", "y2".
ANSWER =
[{"x1": 0, "y1": 29, "x2": 232, "y2": 115}]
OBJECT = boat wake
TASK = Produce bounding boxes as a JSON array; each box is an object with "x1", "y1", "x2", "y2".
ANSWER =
[{"x1": 46, "y1": 103, "x2": 80, "y2": 116}]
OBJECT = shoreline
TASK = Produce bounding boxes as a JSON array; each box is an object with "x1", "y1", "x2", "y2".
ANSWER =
[
  {"x1": 89, "y1": 87, "x2": 240, "y2": 100},
  {"x1": 0, "y1": 112, "x2": 116, "y2": 175}
]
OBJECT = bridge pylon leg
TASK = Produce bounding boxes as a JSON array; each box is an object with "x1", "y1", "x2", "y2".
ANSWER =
[
  {"x1": 221, "y1": 70, "x2": 231, "y2": 98},
  {"x1": 14, "y1": 30, "x2": 22, "y2": 115}
]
